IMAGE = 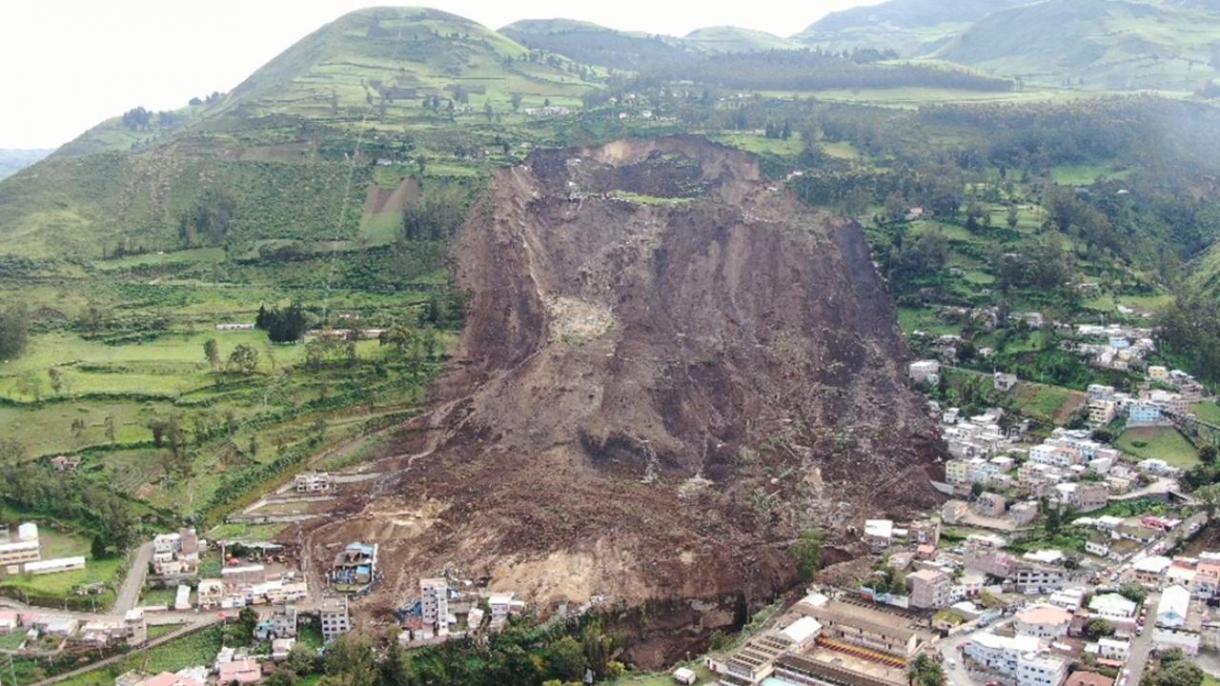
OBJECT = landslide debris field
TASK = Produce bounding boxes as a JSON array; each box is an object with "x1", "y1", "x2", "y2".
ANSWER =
[{"x1": 301, "y1": 136, "x2": 942, "y2": 660}]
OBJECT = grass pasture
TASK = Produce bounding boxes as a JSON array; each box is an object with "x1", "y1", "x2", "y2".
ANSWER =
[
  {"x1": 1116, "y1": 426, "x2": 1200, "y2": 469},
  {"x1": 0, "y1": 527, "x2": 124, "y2": 608}
]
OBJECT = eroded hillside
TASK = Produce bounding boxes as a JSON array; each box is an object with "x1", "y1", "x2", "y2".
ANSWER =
[{"x1": 301, "y1": 136, "x2": 943, "y2": 663}]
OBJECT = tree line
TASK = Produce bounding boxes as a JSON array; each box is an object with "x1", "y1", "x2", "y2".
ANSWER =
[{"x1": 0, "y1": 301, "x2": 29, "y2": 360}]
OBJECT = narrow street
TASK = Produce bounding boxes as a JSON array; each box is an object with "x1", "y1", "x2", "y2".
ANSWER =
[
  {"x1": 1120, "y1": 592, "x2": 1157, "y2": 686},
  {"x1": 112, "y1": 542, "x2": 154, "y2": 614}
]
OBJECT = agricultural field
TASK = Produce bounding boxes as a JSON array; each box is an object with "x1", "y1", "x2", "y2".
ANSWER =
[
  {"x1": 1010, "y1": 382, "x2": 1085, "y2": 425},
  {"x1": 0, "y1": 156, "x2": 465, "y2": 555},
  {"x1": 1193, "y1": 401, "x2": 1220, "y2": 426}
]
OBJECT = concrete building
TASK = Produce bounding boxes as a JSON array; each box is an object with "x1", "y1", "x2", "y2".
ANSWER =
[
  {"x1": 24, "y1": 556, "x2": 86, "y2": 575},
  {"x1": 908, "y1": 569, "x2": 951, "y2": 609},
  {"x1": 0, "y1": 522, "x2": 40, "y2": 569},
  {"x1": 975, "y1": 492, "x2": 1007, "y2": 517},
  {"x1": 1088, "y1": 400, "x2": 1117, "y2": 425},
  {"x1": 1157, "y1": 585, "x2": 1191, "y2": 629},
  {"x1": 1015, "y1": 605, "x2": 1073, "y2": 640},
  {"x1": 963, "y1": 632, "x2": 1040, "y2": 678},
  {"x1": 1017, "y1": 652, "x2": 1067, "y2": 686},
  {"x1": 1133, "y1": 555, "x2": 1172, "y2": 587},
  {"x1": 332, "y1": 543, "x2": 378, "y2": 588},
  {"x1": 909, "y1": 360, "x2": 941, "y2": 385},
  {"x1": 1010, "y1": 501, "x2": 1039, "y2": 526},
  {"x1": 995, "y1": 372, "x2": 1019, "y2": 392},
  {"x1": 294, "y1": 472, "x2": 334, "y2": 494},
  {"x1": 796, "y1": 599, "x2": 925, "y2": 660},
  {"x1": 1088, "y1": 594, "x2": 1137, "y2": 620},
  {"x1": 420, "y1": 578, "x2": 449, "y2": 636},
  {"x1": 151, "y1": 528, "x2": 200, "y2": 577},
  {"x1": 1128, "y1": 403, "x2": 1163, "y2": 425},
  {"x1": 1013, "y1": 564, "x2": 1066, "y2": 594},
  {"x1": 863, "y1": 519, "x2": 898, "y2": 549},
  {"x1": 319, "y1": 596, "x2": 350, "y2": 641}
]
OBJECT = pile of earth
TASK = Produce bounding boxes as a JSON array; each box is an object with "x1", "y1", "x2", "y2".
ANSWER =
[{"x1": 301, "y1": 135, "x2": 943, "y2": 665}]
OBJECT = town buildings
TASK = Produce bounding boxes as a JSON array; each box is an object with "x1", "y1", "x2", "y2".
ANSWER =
[{"x1": 151, "y1": 528, "x2": 200, "y2": 577}]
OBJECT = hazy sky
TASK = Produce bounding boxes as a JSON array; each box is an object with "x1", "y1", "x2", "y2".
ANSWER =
[{"x1": 0, "y1": 0, "x2": 880, "y2": 149}]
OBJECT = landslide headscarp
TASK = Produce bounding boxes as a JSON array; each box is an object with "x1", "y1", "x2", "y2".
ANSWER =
[{"x1": 310, "y1": 135, "x2": 941, "y2": 663}]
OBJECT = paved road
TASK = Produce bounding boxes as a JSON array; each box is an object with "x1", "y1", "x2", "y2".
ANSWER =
[
  {"x1": 938, "y1": 617, "x2": 1012, "y2": 685},
  {"x1": 1120, "y1": 592, "x2": 1157, "y2": 686},
  {"x1": 113, "y1": 542, "x2": 153, "y2": 614}
]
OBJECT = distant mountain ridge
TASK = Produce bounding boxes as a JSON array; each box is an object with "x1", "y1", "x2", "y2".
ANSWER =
[
  {"x1": 793, "y1": 0, "x2": 1220, "y2": 89},
  {"x1": 793, "y1": 0, "x2": 1030, "y2": 56},
  {"x1": 0, "y1": 149, "x2": 51, "y2": 180},
  {"x1": 500, "y1": 17, "x2": 811, "y2": 69},
  {"x1": 934, "y1": 0, "x2": 1220, "y2": 89}
]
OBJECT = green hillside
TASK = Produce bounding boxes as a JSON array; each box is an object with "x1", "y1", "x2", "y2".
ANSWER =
[
  {"x1": 683, "y1": 26, "x2": 803, "y2": 53},
  {"x1": 0, "y1": 7, "x2": 604, "y2": 259},
  {"x1": 501, "y1": 18, "x2": 694, "y2": 70},
  {"x1": 935, "y1": 0, "x2": 1220, "y2": 89},
  {"x1": 793, "y1": 0, "x2": 1029, "y2": 56}
]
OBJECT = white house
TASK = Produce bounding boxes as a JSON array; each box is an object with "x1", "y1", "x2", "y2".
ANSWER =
[{"x1": 1089, "y1": 593, "x2": 1137, "y2": 620}]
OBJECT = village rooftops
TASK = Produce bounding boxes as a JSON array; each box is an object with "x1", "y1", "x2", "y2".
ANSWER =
[
  {"x1": 1064, "y1": 673, "x2": 1114, "y2": 686},
  {"x1": 1133, "y1": 556, "x2": 1172, "y2": 574},
  {"x1": 775, "y1": 651, "x2": 907, "y2": 686},
  {"x1": 778, "y1": 616, "x2": 821, "y2": 646},
  {"x1": 968, "y1": 631, "x2": 1040, "y2": 653},
  {"x1": 138, "y1": 673, "x2": 205, "y2": 686}
]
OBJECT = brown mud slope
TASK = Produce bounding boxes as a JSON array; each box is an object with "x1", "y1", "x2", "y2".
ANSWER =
[{"x1": 306, "y1": 136, "x2": 942, "y2": 665}]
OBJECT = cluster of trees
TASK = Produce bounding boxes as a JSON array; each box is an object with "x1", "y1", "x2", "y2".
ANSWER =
[
  {"x1": 178, "y1": 188, "x2": 237, "y2": 247},
  {"x1": 991, "y1": 236, "x2": 1075, "y2": 296},
  {"x1": 402, "y1": 185, "x2": 472, "y2": 241},
  {"x1": 883, "y1": 231, "x2": 949, "y2": 293},
  {"x1": 0, "y1": 460, "x2": 137, "y2": 554},
  {"x1": 1141, "y1": 649, "x2": 1205, "y2": 686},
  {"x1": 762, "y1": 121, "x2": 791, "y2": 140},
  {"x1": 0, "y1": 301, "x2": 29, "y2": 360},
  {"x1": 279, "y1": 617, "x2": 624, "y2": 686},
  {"x1": 1158, "y1": 288, "x2": 1220, "y2": 385},
  {"x1": 203, "y1": 339, "x2": 260, "y2": 374},
  {"x1": 256, "y1": 303, "x2": 310, "y2": 343},
  {"x1": 188, "y1": 91, "x2": 224, "y2": 106},
  {"x1": 121, "y1": 106, "x2": 153, "y2": 130},
  {"x1": 790, "y1": 528, "x2": 823, "y2": 582},
  {"x1": 907, "y1": 654, "x2": 946, "y2": 686}
]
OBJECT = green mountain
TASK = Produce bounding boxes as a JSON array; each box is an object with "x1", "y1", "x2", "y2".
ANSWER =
[
  {"x1": 682, "y1": 26, "x2": 803, "y2": 53},
  {"x1": 0, "y1": 7, "x2": 599, "y2": 258},
  {"x1": 793, "y1": 0, "x2": 1030, "y2": 56},
  {"x1": 935, "y1": 0, "x2": 1220, "y2": 89},
  {"x1": 500, "y1": 18, "x2": 694, "y2": 70}
]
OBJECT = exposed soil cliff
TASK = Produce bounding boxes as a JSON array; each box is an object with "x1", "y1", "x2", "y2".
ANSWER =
[{"x1": 304, "y1": 136, "x2": 942, "y2": 665}]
